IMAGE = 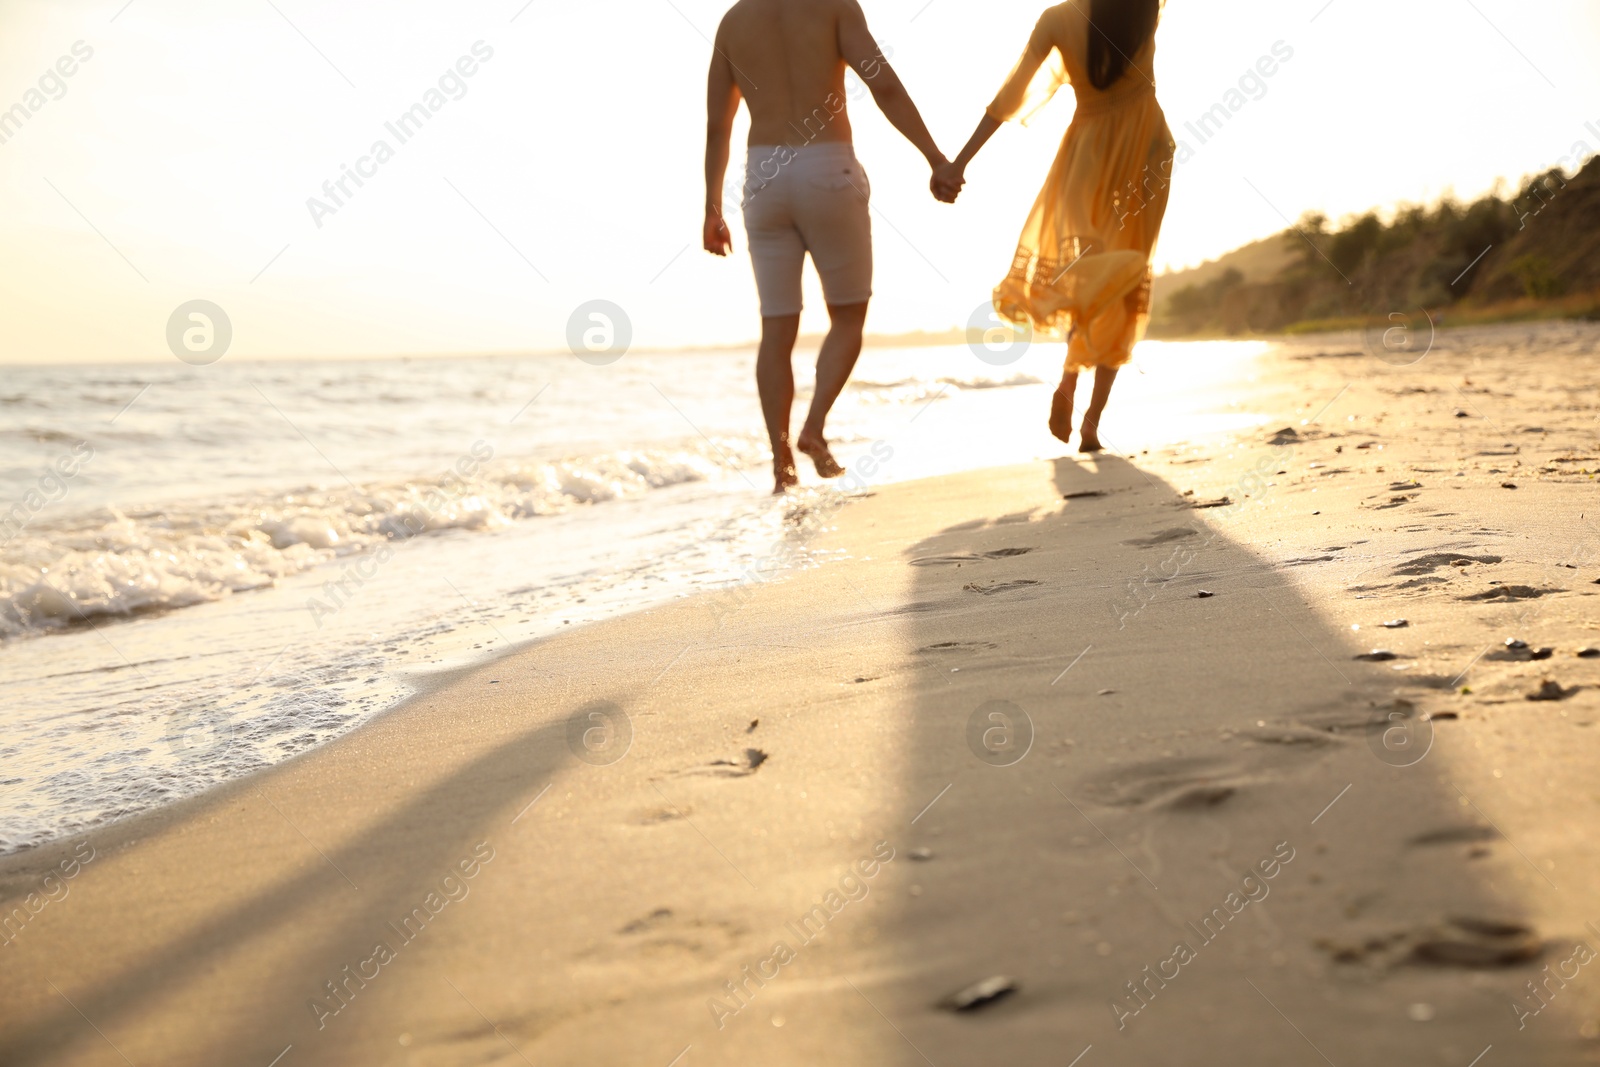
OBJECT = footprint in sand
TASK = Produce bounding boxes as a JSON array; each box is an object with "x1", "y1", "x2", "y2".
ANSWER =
[
  {"x1": 603, "y1": 908, "x2": 745, "y2": 961},
  {"x1": 1458, "y1": 585, "x2": 1563, "y2": 602},
  {"x1": 963, "y1": 580, "x2": 1044, "y2": 596},
  {"x1": 681, "y1": 748, "x2": 768, "y2": 778},
  {"x1": 1391, "y1": 551, "x2": 1503, "y2": 576},
  {"x1": 909, "y1": 548, "x2": 1036, "y2": 567},
  {"x1": 1316, "y1": 917, "x2": 1542, "y2": 969},
  {"x1": 1123, "y1": 526, "x2": 1199, "y2": 548},
  {"x1": 1407, "y1": 825, "x2": 1499, "y2": 847},
  {"x1": 636, "y1": 806, "x2": 691, "y2": 825},
  {"x1": 919, "y1": 640, "x2": 999, "y2": 654},
  {"x1": 1082, "y1": 757, "x2": 1248, "y2": 811}
]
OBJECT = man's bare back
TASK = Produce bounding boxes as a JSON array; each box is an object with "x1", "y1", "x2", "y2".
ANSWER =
[
  {"x1": 703, "y1": 0, "x2": 946, "y2": 492},
  {"x1": 717, "y1": 0, "x2": 861, "y2": 150}
]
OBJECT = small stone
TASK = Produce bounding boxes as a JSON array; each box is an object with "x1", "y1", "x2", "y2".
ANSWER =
[
  {"x1": 1501, "y1": 482, "x2": 1518, "y2": 489},
  {"x1": 1098, "y1": 688, "x2": 1116, "y2": 696},
  {"x1": 1576, "y1": 648, "x2": 1600, "y2": 659},
  {"x1": 1355, "y1": 650, "x2": 1399, "y2": 662},
  {"x1": 940, "y1": 976, "x2": 1018, "y2": 1012},
  {"x1": 1383, "y1": 619, "x2": 1409, "y2": 629},
  {"x1": 1531, "y1": 648, "x2": 1555, "y2": 661},
  {"x1": 909, "y1": 847, "x2": 934, "y2": 861},
  {"x1": 1505, "y1": 639, "x2": 1529, "y2": 650},
  {"x1": 1528, "y1": 680, "x2": 1578, "y2": 702},
  {"x1": 1197, "y1": 590, "x2": 1216, "y2": 598}
]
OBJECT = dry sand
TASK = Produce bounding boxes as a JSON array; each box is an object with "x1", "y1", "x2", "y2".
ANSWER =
[{"x1": 3, "y1": 330, "x2": 1599, "y2": 1065}]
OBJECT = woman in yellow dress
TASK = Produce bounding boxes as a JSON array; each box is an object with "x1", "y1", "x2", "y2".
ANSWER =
[{"x1": 936, "y1": 0, "x2": 1173, "y2": 452}]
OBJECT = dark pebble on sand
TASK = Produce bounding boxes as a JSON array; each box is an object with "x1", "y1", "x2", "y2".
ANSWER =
[
  {"x1": 1531, "y1": 648, "x2": 1554, "y2": 661},
  {"x1": 1356, "y1": 650, "x2": 1400, "y2": 662},
  {"x1": 1578, "y1": 649, "x2": 1600, "y2": 659},
  {"x1": 747, "y1": 718, "x2": 759, "y2": 733},
  {"x1": 1528, "y1": 681, "x2": 1578, "y2": 702},
  {"x1": 1197, "y1": 590, "x2": 1215, "y2": 598},
  {"x1": 1501, "y1": 482, "x2": 1518, "y2": 489},
  {"x1": 1454, "y1": 410, "x2": 1470, "y2": 418},
  {"x1": 1505, "y1": 638, "x2": 1529, "y2": 650},
  {"x1": 940, "y1": 976, "x2": 1018, "y2": 1012},
  {"x1": 1383, "y1": 619, "x2": 1409, "y2": 629}
]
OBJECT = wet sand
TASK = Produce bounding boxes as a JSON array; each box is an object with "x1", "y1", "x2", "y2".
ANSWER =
[{"x1": 3, "y1": 332, "x2": 1599, "y2": 1065}]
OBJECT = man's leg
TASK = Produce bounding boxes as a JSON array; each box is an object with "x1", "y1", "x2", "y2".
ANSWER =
[
  {"x1": 757, "y1": 314, "x2": 803, "y2": 493},
  {"x1": 1078, "y1": 365, "x2": 1119, "y2": 453},
  {"x1": 796, "y1": 301, "x2": 867, "y2": 478}
]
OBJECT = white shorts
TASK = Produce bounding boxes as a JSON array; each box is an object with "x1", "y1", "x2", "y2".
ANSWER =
[{"x1": 742, "y1": 143, "x2": 873, "y2": 317}]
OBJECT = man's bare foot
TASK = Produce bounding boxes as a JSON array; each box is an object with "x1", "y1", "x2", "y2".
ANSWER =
[
  {"x1": 773, "y1": 445, "x2": 800, "y2": 494},
  {"x1": 796, "y1": 431, "x2": 845, "y2": 479},
  {"x1": 1079, "y1": 420, "x2": 1103, "y2": 453},
  {"x1": 1048, "y1": 387, "x2": 1075, "y2": 445}
]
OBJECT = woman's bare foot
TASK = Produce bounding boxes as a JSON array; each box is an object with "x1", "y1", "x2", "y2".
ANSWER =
[
  {"x1": 773, "y1": 445, "x2": 800, "y2": 494},
  {"x1": 795, "y1": 431, "x2": 845, "y2": 479},
  {"x1": 1078, "y1": 419, "x2": 1103, "y2": 453},
  {"x1": 1048, "y1": 387, "x2": 1075, "y2": 445}
]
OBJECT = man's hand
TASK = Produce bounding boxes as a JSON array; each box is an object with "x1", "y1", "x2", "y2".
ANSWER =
[
  {"x1": 931, "y1": 160, "x2": 966, "y2": 204},
  {"x1": 703, "y1": 210, "x2": 732, "y2": 256}
]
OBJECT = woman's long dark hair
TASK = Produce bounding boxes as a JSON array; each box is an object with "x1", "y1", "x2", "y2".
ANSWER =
[{"x1": 1086, "y1": 0, "x2": 1162, "y2": 90}]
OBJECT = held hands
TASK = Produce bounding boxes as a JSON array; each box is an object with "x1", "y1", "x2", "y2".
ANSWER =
[
  {"x1": 931, "y1": 159, "x2": 966, "y2": 204},
  {"x1": 703, "y1": 210, "x2": 732, "y2": 256}
]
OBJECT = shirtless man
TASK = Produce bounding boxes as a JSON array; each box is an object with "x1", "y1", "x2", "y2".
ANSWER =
[{"x1": 702, "y1": 0, "x2": 948, "y2": 493}]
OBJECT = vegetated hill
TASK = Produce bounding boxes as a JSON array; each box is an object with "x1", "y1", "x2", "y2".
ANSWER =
[
  {"x1": 1149, "y1": 156, "x2": 1600, "y2": 336},
  {"x1": 1149, "y1": 234, "x2": 1295, "y2": 314}
]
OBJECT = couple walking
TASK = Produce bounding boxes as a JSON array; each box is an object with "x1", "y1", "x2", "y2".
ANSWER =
[{"x1": 703, "y1": 0, "x2": 1174, "y2": 493}]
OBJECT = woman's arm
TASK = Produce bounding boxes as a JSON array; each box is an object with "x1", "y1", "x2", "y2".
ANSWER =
[
  {"x1": 931, "y1": 115, "x2": 1002, "y2": 202},
  {"x1": 932, "y1": 14, "x2": 1059, "y2": 203}
]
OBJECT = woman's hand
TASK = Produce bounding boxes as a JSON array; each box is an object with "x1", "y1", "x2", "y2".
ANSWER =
[{"x1": 931, "y1": 160, "x2": 966, "y2": 204}]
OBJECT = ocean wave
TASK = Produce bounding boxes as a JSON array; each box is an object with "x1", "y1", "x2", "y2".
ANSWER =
[
  {"x1": 850, "y1": 373, "x2": 1043, "y2": 398},
  {"x1": 937, "y1": 373, "x2": 1044, "y2": 390},
  {"x1": 0, "y1": 438, "x2": 766, "y2": 639}
]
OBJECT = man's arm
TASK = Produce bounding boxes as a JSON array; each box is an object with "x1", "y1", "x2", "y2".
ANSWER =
[
  {"x1": 838, "y1": 0, "x2": 944, "y2": 169},
  {"x1": 704, "y1": 38, "x2": 742, "y2": 256}
]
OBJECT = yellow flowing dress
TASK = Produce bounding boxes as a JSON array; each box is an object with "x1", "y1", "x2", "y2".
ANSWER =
[{"x1": 988, "y1": 4, "x2": 1175, "y2": 370}]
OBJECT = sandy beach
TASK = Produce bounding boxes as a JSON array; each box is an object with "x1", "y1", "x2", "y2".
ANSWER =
[{"x1": 3, "y1": 331, "x2": 1598, "y2": 1065}]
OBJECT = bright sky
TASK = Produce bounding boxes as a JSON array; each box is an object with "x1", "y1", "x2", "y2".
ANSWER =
[{"x1": 2, "y1": 0, "x2": 1597, "y2": 363}]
